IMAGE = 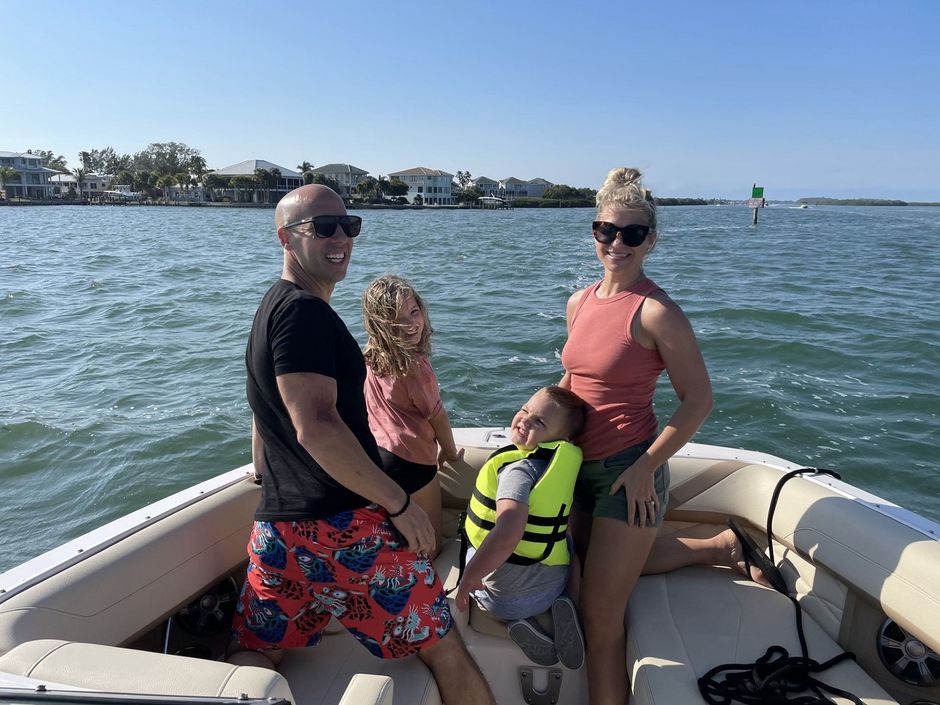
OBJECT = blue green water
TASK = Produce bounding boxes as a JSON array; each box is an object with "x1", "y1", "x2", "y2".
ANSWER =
[{"x1": 1, "y1": 204, "x2": 938, "y2": 572}]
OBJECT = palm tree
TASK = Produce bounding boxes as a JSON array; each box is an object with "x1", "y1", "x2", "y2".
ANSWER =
[
  {"x1": 297, "y1": 161, "x2": 313, "y2": 175},
  {"x1": 0, "y1": 166, "x2": 19, "y2": 199},
  {"x1": 204, "y1": 172, "x2": 227, "y2": 202},
  {"x1": 73, "y1": 168, "x2": 87, "y2": 202},
  {"x1": 267, "y1": 168, "x2": 281, "y2": 203},
  {"x1": 156, "y1": 174, "x2": 176, "y2": 201},
  {"x1": 174, "y1": 172, "x2": 191, "y2": 200},
  {"x1": 356, "y1": 176, "x2": 378, "y2": 202},
  {"x1": 232, "y1": 176, "x2": 253, "y2": 203}
]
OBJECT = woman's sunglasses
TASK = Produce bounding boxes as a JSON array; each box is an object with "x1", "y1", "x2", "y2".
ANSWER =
[
  {"x1": 284, "y1": 215, "x2": 363, "y2": 238},
  {"x1": 592, "y1": 221, "x2": 650, "y2": 247}
]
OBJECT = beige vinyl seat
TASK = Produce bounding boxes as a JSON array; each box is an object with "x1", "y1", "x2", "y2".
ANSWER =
[
  {"x1": 0, "y1": 639, "x2": 400, "y2": 705},
  {"x1": 627, "y1": 566, "x2": 898, "y2": 705},
  {"x1": 0, "y1": 639, "x2": 294, "y2": 700}
]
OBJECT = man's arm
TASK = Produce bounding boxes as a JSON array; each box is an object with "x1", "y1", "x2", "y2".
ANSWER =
[
  {"x1": 276, "y1": 371, "x2": 434, "y2": 553},
  {"x1": 251, "y1": 416, "x2": 264, "y2": 481}
]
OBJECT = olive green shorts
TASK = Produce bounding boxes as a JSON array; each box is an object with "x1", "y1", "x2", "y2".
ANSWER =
[{"x1": 573, "y1": 438, "x2": 669, "y2": 527}]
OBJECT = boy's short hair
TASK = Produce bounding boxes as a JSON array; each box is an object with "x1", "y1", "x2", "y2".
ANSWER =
[{"x1": 540, "y1": 385, "x2": 587, "y2": 440}]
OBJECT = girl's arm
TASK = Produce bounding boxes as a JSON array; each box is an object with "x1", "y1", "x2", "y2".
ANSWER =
[
  {"x1": 429, "y1": 406, "x2": 464, "y2": 467},
  {"x1": 453, "y1": 499, "x2": 527, "y2": 611}
]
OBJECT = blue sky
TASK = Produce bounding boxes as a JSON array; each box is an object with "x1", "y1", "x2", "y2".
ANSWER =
[{"x1": 4, "y1": 1, "x2": 938, "y2": 200}]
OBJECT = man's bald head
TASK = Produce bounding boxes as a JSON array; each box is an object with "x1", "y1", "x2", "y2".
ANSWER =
[{"x1": 275, "y1": 184, "x2": 346, "y2": 231}]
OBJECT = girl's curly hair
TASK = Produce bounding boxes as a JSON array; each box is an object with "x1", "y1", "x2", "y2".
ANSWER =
[{"x1": 362, "y1": 275, "x2": 433, "y2": 378}]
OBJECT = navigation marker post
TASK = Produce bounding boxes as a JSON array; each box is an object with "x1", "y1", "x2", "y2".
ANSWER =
[{"x1": 748, "y1": 184, "x2": 766, "y2": 224}]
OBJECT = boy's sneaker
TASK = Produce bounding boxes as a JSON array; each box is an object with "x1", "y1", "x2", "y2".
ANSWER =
[
  {"x1": 508, "y1": 618, "x2": 558, "y2": 666},
  {"x1": 551, "y1": 595, "x2": 585, "y2": 670}
]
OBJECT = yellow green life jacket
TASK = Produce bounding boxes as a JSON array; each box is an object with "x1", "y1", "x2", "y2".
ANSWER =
[{"x1": 465, "y1": 440, "x2": 583, "y2": 567}]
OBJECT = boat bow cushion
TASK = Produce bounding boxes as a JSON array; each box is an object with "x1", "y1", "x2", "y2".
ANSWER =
[{"x1": 0, "y1": 639, "x2": 294, "y2": 702}]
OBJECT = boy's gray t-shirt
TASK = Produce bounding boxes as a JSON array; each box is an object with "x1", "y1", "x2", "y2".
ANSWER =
[{"x1": 478, "y1": 457, "x2": 568, "y2": 600}]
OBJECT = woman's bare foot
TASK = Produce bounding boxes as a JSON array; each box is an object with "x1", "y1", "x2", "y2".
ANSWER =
[{"x1": 720, "y1": 527, "x2": 771, "y2": 587}]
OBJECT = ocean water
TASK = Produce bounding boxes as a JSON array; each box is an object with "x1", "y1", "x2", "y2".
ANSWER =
[{"x1": 0, "y1": 204, "x2": 938, "y2": 572}]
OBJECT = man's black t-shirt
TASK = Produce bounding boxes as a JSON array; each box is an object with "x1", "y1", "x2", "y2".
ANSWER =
[{"x1": 246, "y1": 279, "x2": 390, "y2": 521}]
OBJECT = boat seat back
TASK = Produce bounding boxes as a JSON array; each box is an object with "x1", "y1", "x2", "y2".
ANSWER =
[
  {"x1": 0, "y1": 639, "x2": 293, "y2": 701},
  {"x1": 0, "y1": 476, "x2": 258, "y2": 655}
]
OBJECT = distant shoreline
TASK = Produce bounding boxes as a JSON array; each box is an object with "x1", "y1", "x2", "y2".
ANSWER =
[{"x1": 3, "y1": 197, "x2": 938, "y2": 209}]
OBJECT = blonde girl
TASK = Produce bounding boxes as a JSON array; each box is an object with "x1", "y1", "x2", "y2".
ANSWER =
[{"x1": 362, "y1": 275, "x2": 462, "y2": 557}]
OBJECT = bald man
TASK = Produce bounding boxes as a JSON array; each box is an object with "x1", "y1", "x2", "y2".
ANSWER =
[{"x1": 233, "y1": 186, "x2": 494, "y2": 705}]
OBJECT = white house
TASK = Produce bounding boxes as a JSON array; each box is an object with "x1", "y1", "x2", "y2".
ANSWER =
[
  {"x1": 307, "y1": 163, "x2": 369, "y2": 197},
  {"x1": 0, "y1": 151, "x2": 57, "y2": 199},
  {"x1": 212, "y1": 160, "x2": 303, "y2": 203},
  {"x1": 49, "y1": 172, "x2": 111, "y2": 199},
  {"x1": 388, "y1": 167, "x2": 454, "y2": 205}
]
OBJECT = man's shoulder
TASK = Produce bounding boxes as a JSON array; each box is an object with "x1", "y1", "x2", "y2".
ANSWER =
[{"x1": 262, "y1": 280, "x2": 335, "y2": 319}]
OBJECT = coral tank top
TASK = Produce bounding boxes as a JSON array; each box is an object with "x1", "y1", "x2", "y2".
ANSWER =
[{"x1": 561, "y1": 278, "x2": 665, "y2": 460}]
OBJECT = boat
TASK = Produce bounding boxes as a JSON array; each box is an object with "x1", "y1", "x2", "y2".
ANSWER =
[
  {"x1": 1, "y1": 429, "x2": 938, "y2": 705},
  {"x1": 800, "y1": 203, "x2": 809, "y2": 208}
]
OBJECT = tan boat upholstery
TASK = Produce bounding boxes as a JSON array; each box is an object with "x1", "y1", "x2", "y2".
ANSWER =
[
  {"x1": 627, "y1": 567, "x2": 899, "y2": 705},
  {"x1": 0, "y1": 639, "x2": 293, "y2": 701},
  {"x1": 0, "y1": 476, "x2": 259, "y2": 655},
  {"x1": 337, "y1": 675, "x2": 393, "y2": 705}
]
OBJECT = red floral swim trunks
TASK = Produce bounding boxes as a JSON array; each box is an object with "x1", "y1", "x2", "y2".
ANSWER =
[{"x1": 232, "y1": 505, "x2": 453, "y2": 659}]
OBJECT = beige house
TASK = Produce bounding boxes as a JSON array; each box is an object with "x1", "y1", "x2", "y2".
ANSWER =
[
  {"x1": 307, "y1": 164, "x2": 369, "y2": 197},
  {"x1": 388, "y1": 166, "x2": 454, "y2": 205}
]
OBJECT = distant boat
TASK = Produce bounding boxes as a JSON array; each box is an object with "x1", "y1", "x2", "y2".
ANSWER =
[{"x1": 799, "y1": 203, "x2": 809, "y2": 209}]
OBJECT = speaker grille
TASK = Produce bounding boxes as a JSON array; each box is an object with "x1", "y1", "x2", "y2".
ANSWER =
[{"x1": 876, "y1": 618, "x2": 940, "y2": 687}]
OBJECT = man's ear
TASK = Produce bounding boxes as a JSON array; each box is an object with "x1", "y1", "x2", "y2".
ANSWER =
[{"x1": 277, "y1": 226, "x2": 290, "y2": 249}]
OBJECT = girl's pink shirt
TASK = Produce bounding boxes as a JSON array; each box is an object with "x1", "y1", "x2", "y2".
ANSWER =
[{"x1": 365, "y1": 354, "x2": 444, "y2": 466}]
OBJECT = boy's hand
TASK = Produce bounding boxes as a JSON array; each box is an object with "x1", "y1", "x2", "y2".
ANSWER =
[{"x1": 454, "y1": 576, "x2": 483, "y2": 612}]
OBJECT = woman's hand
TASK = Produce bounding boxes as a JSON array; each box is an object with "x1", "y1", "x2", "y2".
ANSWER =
[{"x1": 609, "y1": 460, "x2": 658, "y2": 527}]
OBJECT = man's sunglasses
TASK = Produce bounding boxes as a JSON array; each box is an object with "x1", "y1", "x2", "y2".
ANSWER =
[
  {"x1": 284, "y1": 215, "x2": 362, "y2": 238},
  {"x1": 592, "y1": 221, "x2": 650, "y2": 247}
]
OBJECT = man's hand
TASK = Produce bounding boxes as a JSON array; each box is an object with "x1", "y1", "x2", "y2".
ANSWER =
[{"x1": 389, "y1": 498, "x2": 436, "y2": 555}]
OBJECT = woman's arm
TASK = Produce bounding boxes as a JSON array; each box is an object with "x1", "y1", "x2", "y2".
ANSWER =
[{"x1": 610, "y1": 293, "x2": 713, "y2": 524}]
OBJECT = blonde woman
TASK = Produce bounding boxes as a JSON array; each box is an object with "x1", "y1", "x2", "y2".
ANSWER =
[
  {"x1": 560, "y1": 168, "x2": 714, "y2": 704},
  {"x1": 362, "y1": 275, "x2": 462, "y2": 558}
]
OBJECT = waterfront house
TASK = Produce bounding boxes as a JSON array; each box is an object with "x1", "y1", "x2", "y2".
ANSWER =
[
  {"x1": 49, "y1": 172, "x2": 111, "y2": 200},
  {"x1": 0, "y1": 151, "x2": 57, "y2": 199},
  {"x1": 388, "y1": 167, "x2": 454, "y2": 205},
  {"x1": 525, "y1": 177, "x2": 552, "y2": 198},
  {"x1": 306, "y1": 164, "x2": 369, "y2": 198},
  {"x1": 471, "y1": 176, "x2": 500, "y2": 197},
  {"x1": 212, "y1": 160, "x2": 303, "y2": 203}
]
